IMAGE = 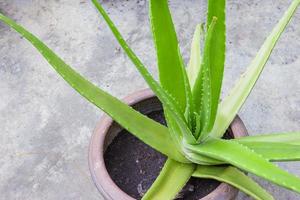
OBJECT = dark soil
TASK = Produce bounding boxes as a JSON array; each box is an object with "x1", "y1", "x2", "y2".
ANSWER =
[{"x1": 104, "y1": 110, "x2": 220, "y2": 199}]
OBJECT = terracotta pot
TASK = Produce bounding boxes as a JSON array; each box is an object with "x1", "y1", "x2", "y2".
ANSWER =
[{"x1": 89, "y1": 89, "x2": 248, "y2": 200}]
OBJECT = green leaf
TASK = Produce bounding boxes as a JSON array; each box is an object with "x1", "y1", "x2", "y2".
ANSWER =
[
  {"x1": 0, "y1": 12, "x2": 188, "y2": 163},
  {"x1": 91, "y1": 0, "x2": 182, "y2": 120},
  {"x1": 237, "y1": 141, "x2": 300, "y2": 162},
  {"x1": 193, "y1": 18, "x2": 216, "y2": 141},
  {"x1": 186, "y1": 24, "x2": 206, "y2": 134},
  {"x1": 211, "y1": 0, "x2": 300, "y2": 138},
  {"x1": 142, "y1": 159, "x2": 195, "y2": 200},
  {"x1": 149, "y1": 0, "x2": 195, "y2": 134},
  {"x1": 179, "y1": 48, "x2": 196, "y2": 133},
  {"x1": 165, "y1": 111, "x2": 223, "y2": 165},
  {"x1": 236, "y1": 133, "x2": 300, "y2": 161},
  {"x1": 187, "y1": 23, "x2": 204, "y2": 89},
  {"x1": 183, "y1": 150, "x2": 223, "y2": 165},
  {"x1": 183, "y1": 136, "x2": 300, "y2": 164},
  {"x1": 185, "y1": 138, "x2": 300, "y2": 194},
  {"x1": 193, "y1": 165, "x2": 274, "y2": 200},
  {"x1": 149, "y1": 0, "x2": 187, "y2": 113},
  {"x1": 235, "y1": 132, "x2": 300, "y2": 145},
  {"x1": 92, "y1": 0, "x2": 196, "y2": 145},
  {"x1": 190, "y1": 0, "x2": 226, "y2": 138},
  {"x1": 204, "y1": 0, "x2": 226, "y2": 133},
  {"x1": 193, "y1": 112, "x2": 202, "y2": 139},
  {"x1": 183, "y1": 141, "x2": 300, "y2": 165},
  {"x1": 164, "y1": 108, "x2": 196, "y2": 148}
]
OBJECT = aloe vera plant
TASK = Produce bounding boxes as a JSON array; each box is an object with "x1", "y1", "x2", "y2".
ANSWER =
[{"x1": 1, "y1": 0, "x2": 300, "y2": 199}]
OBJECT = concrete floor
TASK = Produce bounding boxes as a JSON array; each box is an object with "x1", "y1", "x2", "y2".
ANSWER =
[{"x1": 0, "y1": 0, "x2": 299, "y2": 199}]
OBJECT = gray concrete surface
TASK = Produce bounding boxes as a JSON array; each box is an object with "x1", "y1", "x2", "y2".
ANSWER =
[{"x1": 0, "y1": 0, "x2": 299, "y2": 199}]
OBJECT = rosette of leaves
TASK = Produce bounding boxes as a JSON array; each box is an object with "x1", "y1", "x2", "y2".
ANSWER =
[{"x1": 1, "y1": 0, "x2": 300, "y2": 199}]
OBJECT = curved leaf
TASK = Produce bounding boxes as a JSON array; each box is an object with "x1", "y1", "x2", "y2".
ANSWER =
[
  {"x1": 193, "y1": 165, "x2": 274, "y2": 200},
  {"x1": 193, "y1": 18, "x2": 216, "y2": 141},
  {"x1": 183, "y1": 141, "x2": 300, "y2": 165},
  {"x1": 205, "y1": 0, "x2": 226, "y2": 132},
  {"x1": 149, "y1": 0, "x2": 187, "y2": 113},
  {"x1": 142, "y1": 159, "x2": 195, "y2": 200},
  {"x1": 92, "y1": 0, "x2": 195, "y2": 145},
  {"x1": 235, "y1": 132, "x2": 300, "y2": 145},
  {"x1": 186, "y1": 138, "x2": 300, "y2": 194},
  {"x1": 211, "y1": 0, "x2": 300, "y2": 138},
  {"x1": 238, "y1": 141, "x2": 300, "y2": 162},
  {"x1": 187, "y1": 23, "x2": 204, "y2": 89},
  {"x1": 0, "y1": 13, "x2": 188, "y2": 163},
  {"x1": 149, "y1": 0, "x2": 195, "y2": 135}
]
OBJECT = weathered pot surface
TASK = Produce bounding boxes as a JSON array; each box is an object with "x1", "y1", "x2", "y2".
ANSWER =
[{"x1": 88, "y1": 89, "x2": 248, "y2": 200}]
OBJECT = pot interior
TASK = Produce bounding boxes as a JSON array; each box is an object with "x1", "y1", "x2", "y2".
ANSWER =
[{"x1": 103, "y1": 96, "x2": 220, "y2": 199}]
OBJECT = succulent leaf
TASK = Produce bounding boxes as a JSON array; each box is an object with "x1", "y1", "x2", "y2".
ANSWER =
[
  {"x1": 0, "y1": 12, "x2": 188, "y2": 163},
  {"x1": 235, "y1": 132, "x2": 300, "y2": 145},
  {"x1": 211, "y1": 0, "x2": 300, "y2": 138},
  {"x1": 92, "y1": 0, "x2": 196, "y2": 145},
  {"x1": 186, "y1": 138, "x2": 300, "y2": 194},
  {"x1": 193, "y1": 165, "x2": 274, "y2": 200},
  {"x1": 149, "y1": 0, "x2": 188, "y2": 113},
  {"x1": 193, "y1": 18, "x2": 216, "y2": 141},
  {"x1": 187, "y1": 23, "x2": 204, "y2": 89},
  {"x1": 142, "y1": 159, "x2": 195, "y2": 200},
  {"x1": 237, "y1": 141, "x2": 300, "y2": 162},
  {"x1": 205, "y1": 0, "x2": 226, "y2": 132}
]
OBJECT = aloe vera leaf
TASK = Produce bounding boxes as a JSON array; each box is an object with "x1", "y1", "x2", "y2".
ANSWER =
[
  {"x1": 165, "y1": 111, "x2": 196, "y2": 146},
  {"x1": 180, "y1": 52, "x2": 196, "y2": 134},
  {"x1": 237, "y1": 141, "x2": 300, "y2": 162},
  {"x1": 149, "y1": 0, "x2": 195, "y2": 133},
  {"x1": 235, "y1": 132, "x2": 300, "y2": 145},
  {"x1": 186, "y1": 24, "x2": 205, "y2": 133},
  {"x1": 149, "y1": 0, "x2": 187, "y2": 113},
  {"x1": 187, "y1": 23, "x2": 204, "y2": 89},
  {"x1": 186, "y1": 138, "x2": 300, "y2": 193},
  {"x1": 184, "y1": 139, "x2": 300, "y2": 164},
  {"x1": 142, "y1": 159, "x2": 195, "y2": 200},
  {"x1": 174, "y1": 47, "x2": 195, "y2": 133},
  {"x1": 91, "y1": 0, "x2": 183, "y2": 119},
  {"x1": 193, "y1": 165, "x2": 274, "y2": 200},
  {"x1": 193, "y1": 112, "x2": 201, "y2": 139},
  {"x1": 204, "y1": 0, "x2": 226, "y2": 132},
  {"x1": 91, "y1": 0, "x2": 196, "y2": 144},
  {"x1": 183, "y1": 151, "x2": 224, "y2": 165},
  {"x1": 0, "y1": 13, "x2": 189, "y2": 163},
  {"x1": 168, "y1": 112, "x2": 223, "y2": 165},
  {"x1": 211, "y1": 0, "x2": 300, "y2": 138},
  {"x1": 184, "y1": 141, "x2": 300, "y2": 165},
  {"x1": 193, "y1": 18, "x2": 216, "y2": 142}
]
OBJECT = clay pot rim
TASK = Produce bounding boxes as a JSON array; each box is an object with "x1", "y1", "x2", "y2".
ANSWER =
[{"x1": 88, "y1": 88, "x2": 248, "y2": 200}]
